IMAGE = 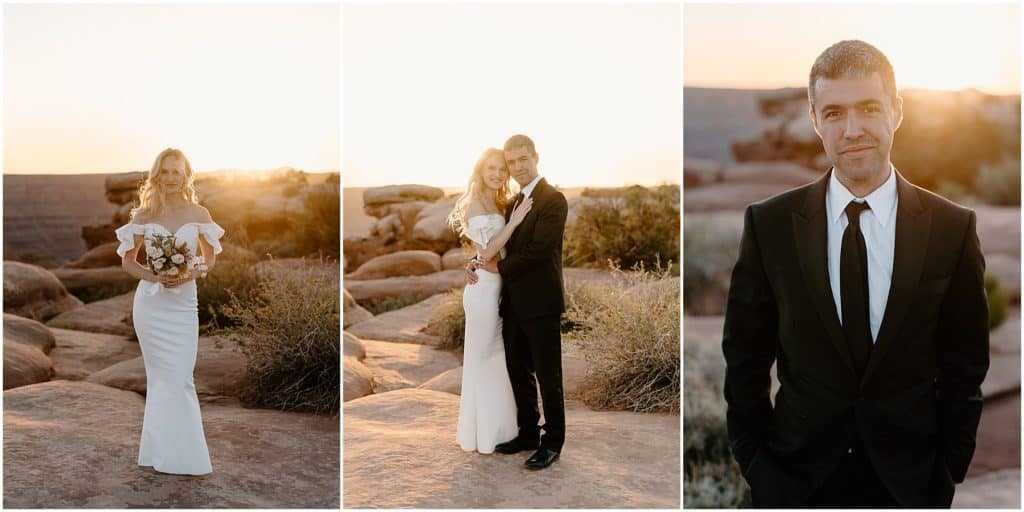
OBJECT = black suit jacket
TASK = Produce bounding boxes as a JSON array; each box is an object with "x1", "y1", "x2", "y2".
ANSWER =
[
  {"x1": 498, "y1": 178, "x2": 568, "y2": 320},
  {"x1": 722, "y1": 170, "x2": 989, "y2": 507}
]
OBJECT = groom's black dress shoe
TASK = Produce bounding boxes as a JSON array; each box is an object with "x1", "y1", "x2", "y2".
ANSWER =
[
  {"x1": 524, "y1": 448, "x2": 560, "y2": 469},
  {"x1": 494, "y1": 437, "x2": 540, "y2": 455}
]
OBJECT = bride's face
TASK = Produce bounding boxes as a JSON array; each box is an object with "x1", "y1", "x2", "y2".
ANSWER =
[
  {"x1": 157, "y1": 156, "x2": 186, "y2": 191},
  {"x1": 480, "y1": 153, "x2": 509, "y2": 192}
]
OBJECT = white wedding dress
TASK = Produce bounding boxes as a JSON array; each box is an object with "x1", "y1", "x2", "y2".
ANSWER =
[
  {"x1": 115, "y1": 221, "x2": 224, "y2": 475},
  {"x1": 456, "y1": 214, "x2": 518, "y2": 454}
]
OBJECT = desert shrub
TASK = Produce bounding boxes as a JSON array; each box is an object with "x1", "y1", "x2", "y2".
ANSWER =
[
  {"x1": 359, "y1": 292, "x2": 434, "y2": 316},
  {"x1": 219, "y1": 261, "x2": 339, "y2": 415},
  {"x1": 425, "y1": 289, "x2": 466, "y2": 351},
  {"x1": 684, "y1": 339, "x2": 751, "y2": 507},
  {"x1": 288, "y1": 178, "x2": 340, "y2": 258},
  {"x1": 893, "y1": 90, "x2": 1018, "y2": 193},
  {"x1": 564, "y1": 185, "x2": 680, "y2": 269},
  {"x1": 986, "y1": 273, "x2": 1008, "y2": 330},
  {"x1": 683, "y1": 217, "x2": 741, "y2": 316},
  {"x1": 71, "y1": 282, "x2": 138, "y2": 303},
  {"x1": 196, "y1": 253, "x2": 265, "y2": 331},
  {"x1": 567, "y1": 263, "x2": 679, "y2": 413},
  {"x1": 973, "y1": 154, "x2": 1021, "y2": 206}
]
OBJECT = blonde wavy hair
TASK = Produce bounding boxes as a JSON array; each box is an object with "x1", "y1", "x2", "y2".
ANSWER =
[
  {"x1": 130, "y1": 148, "x2": 199, "y2": 221},
  {"x1": 446, "y1": 147, "x2": 514, "y2": 239}
]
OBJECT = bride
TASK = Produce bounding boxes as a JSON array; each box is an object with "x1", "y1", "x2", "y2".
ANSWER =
[
  {"x1": 446, "y1": 147, "x2": 533, "y2": 454},
  {"x1": 115, "y1": 148, "x2": 224, "y2": 475}
]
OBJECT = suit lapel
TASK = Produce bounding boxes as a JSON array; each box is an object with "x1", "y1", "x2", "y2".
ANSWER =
[
  {"x1": 510, "y1": 178, "x2": 547, "y2": 245},
  {"x1": 792, "y1": 170, "x2": 856, "y2": 375},
  {"x1": 860, "y1": 172, "x2": 930, "y2": 388}
]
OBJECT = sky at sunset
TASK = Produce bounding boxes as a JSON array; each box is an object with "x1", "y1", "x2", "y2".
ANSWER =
[
  {"x1": 343, "y1": 3, "x2": 681, "y2": 188},
  {"x1": 685, "y1": 3, "x2": 1020, "y2": 95},
  {"x1": 4, "y1": 3, "x2": 339, "y2": 174}
]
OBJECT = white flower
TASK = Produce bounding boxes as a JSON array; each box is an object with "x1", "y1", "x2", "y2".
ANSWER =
[
  {"x1": 153, "y1": 258, "x2": 165, "y2": 270},
  {"x1": 146, "y1": 246, "x2": 162, "y2": 258},
  {"x1": 171, "y1": 254, "x2": 185, "y2": 264},
  {"x1": 166, "y1": 266, "x2": 179, "y2": 276}
]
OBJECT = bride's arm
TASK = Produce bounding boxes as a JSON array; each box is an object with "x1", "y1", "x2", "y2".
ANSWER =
[
  {"x1": 121, "y1": 234, "x2": 159, "y2": 283},
  {"x1": 196, "y1": 206, "x2": 218, "y2": 270},
  {"x1": 474, "y1": 197, "x2": 533, "y2": 262}
]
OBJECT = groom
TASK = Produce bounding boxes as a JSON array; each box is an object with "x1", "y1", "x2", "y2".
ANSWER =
[
  {"x1": 467, "y1": 134, "x2": 569, "y2": 470},
  {"x1": 722, "y1": 40, "x2": 989, "y2": 507}
]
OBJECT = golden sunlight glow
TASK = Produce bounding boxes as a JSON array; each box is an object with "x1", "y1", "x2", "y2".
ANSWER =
[
  {"x1": 4, "y1": 4, "x2": 339, "y2": 174},
  {"x1": 684, "y1": 4, "x2": 1019, "y2": 95},
  {"x1": 343, "y1": 4, "x2": 680, "y2": 188}
]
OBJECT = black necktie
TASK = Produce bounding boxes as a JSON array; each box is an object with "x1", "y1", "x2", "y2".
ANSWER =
[
  {"x1": 841, "y1": 200, "x2": 872, "y2": 376},
  {"x1": 510, "y1": 193, "x2": 524, "y2": 215}
]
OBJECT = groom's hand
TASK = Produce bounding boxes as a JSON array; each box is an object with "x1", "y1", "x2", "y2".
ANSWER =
[
  {"x1": 465, "y1": 261, "x2": 479, "y2": 285},
  {"x1": 481, "y1": 257, "x2": 499, "y2": 273}
]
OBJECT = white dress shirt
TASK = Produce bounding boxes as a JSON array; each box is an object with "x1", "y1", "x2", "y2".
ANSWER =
[
  {"x1": 826, "y1": 166, "x2": 898, "y2": 343},
  {"x1": 520, "y1": 175, "x2": 542, "y2": 199}
]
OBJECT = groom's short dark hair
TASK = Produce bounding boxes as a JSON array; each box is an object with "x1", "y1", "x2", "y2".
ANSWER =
[
  {"x1": 504, "y1": 134, "x2": 537, "y2": 156},
  {"x1": 808, "y1": 39, "x2": 899, "y2": 109}
]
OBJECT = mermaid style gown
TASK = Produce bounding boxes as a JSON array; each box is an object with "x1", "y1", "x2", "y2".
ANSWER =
[
  {"x1": 115, "y1": 221, "x2": 224, "y2": 475},
  {"x1": 456, "y1": 213, "x2": 518, "y2": 453}
]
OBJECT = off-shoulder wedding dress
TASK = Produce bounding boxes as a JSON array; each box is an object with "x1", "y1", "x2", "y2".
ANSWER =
[
  {"x1": 115, "y1": 221, "x2": 224, "y2": 475},
  {"x1": 456, "y1": 213, "x2": 517, "y2": 454}
]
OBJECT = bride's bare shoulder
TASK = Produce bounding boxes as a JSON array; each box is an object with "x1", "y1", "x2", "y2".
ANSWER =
[
  {"x1": 465, "y1": 199, "x2": 487, "y2": 218},
  {"x1": 191, "y1": 203, "x2": 213, "y2": 223}
]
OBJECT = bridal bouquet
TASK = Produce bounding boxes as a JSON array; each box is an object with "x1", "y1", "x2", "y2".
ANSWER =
[{"x1": 144, "y1": 234, "x2": 209, "y2": 279}]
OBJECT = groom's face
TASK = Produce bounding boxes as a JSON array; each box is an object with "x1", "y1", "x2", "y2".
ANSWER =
[
  {"x1": 504, "y1": 146, "x2": 539, "y2": 187},
  {"x1": 809, "y1": 72, "x2": 902, "y2": 187}
]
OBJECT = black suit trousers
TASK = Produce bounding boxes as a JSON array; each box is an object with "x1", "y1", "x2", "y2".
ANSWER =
[{"x1": 501, "y1": 310, "x2": 565, "y2": 451}]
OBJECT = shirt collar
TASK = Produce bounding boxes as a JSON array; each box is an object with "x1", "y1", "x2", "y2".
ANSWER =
[
  {"x1": 826, "y1": 164, "x2": 897, "y2": 228},
  {"x1": 521, "y1": 175, "x2": 543, "y2": 198}
]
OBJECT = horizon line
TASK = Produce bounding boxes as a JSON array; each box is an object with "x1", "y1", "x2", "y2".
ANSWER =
[{"x1": 683, "y1": 83, "x2": 1022, "y2": 97}]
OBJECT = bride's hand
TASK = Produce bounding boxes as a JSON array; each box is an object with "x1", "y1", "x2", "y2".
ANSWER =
[
  {"x1": 509, "y1": 197, "x2": 534, "y2": 226},
  {"x1": 159, "y1": 274, "x2": 191, "y2": 288}
]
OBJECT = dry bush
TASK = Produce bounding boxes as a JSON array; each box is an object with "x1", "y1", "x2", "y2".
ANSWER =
[
  {"x1": 684, "y1": 338, "x2": 751, "y2": 507},
  {"x1": 564, "y1": 185, "x2": 680, "y2": 271},
  {"x1": 567, "y1": 264, "x2": 680, "y2": 413},
  {"x1": 220, "y1": 261, "x2": 340, "y2": 415},
  {"x1": 196, "y1": 251, "x2": 264, "y2": 331},
  {"x1": 424, "y1": 289, "x2": 466, "y2": 351}
]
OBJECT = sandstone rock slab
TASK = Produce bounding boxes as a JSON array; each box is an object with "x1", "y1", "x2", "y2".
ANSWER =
[
  {"x1": 4, "y1": 313, "x2": 56, "y2": 353},
  {"x1": 62, "y1": 242, "x2": 122, "y2": 269},
  {"x1": 344, "y1": 389, "x2": 679, "y2": 508},
  {"x1": 417, "y1": 366, "x2": 463, "y2": 394},
  {"x1": 343, "y1": 289, "x2": 373, "y2": 328},
  {"x1": 360, "y1": 338, "x2": 460, "y2": 393},
  {"x1": 3, "y1": 340, "x2": 54, "y2": 390},
  {"x1": 346, "y1": 250, "x2": 442, "y2": 280},
  {"x1": 52, "y1": 266, "x2": 139, "y2": 295},
  {"x1": 953, "y1": 468, "x2": 1020, "y2": 508},
  {"x1": 4, "y1": 380, "x2": 339, "y2": 508},
  {"x1": 344, "y1": 269, "x2": 464, "y2": 302},
  {"x1": 344, "y1": 356, "x2": 376, "y2": 402},
  {"x1": 363, "y1": 185, "x2": 444, "y2": 208},
  {"x1": 344, "y1": 332, "x2": 367, "y2": 360},
  {"x1": 684, "y1": 182, "x2": 793, "y2": 213},
  {"x1": 3, "y1": 261, "x2": 84, "y2": 321},
  {"x1": 441, "y1": 247, "x2": 470, "y2": 270},
  {"x1": 87, "y1": 336, "x2": 247, "y2": 399},
  {"x1": 346, "y1": 293, "x2": 458, "y2": 345},
  {"x1": 47, "y1": 291, "x2": 135, "y2": 336},
  {"x1": 48, "y1": 328, "x2": 141, "y2": 381}
]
